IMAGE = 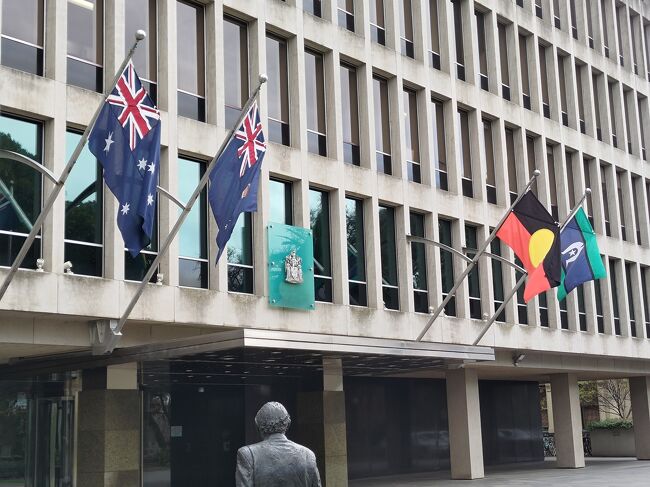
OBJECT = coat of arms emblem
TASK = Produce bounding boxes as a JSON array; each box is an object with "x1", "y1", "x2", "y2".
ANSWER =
[{"x1": 284, "y1": 249, "x2": 303, "y2": 284}]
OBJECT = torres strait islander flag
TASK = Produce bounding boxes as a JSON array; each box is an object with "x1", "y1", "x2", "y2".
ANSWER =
[{"x1": 497, "y1": 191, "x2": 562, "y2": 302}]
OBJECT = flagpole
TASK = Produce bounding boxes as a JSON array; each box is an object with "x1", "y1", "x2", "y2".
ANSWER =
[
  {"x1": 471, "y1": 189, "x2": 592, "y2": 346},
  {"x1": 95, "y1": 75, "x2": 268, "y2": 355},
  {"x1": 415, "y1": 170, "x2": 541, "y2": 341},
  {"x1": 0, "y1": 31, "x2": 148, "y2": 302}
]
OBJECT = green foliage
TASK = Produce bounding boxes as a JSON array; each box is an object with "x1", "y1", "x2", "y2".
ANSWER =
[
  {"x1": 587, "y1": 418, "x2": 633, "y2": 431},
  {"x1": 579, "y1": 381, "x2": 599, "y2": 406}
]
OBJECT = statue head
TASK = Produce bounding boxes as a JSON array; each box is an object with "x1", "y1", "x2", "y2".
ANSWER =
[{"x1": 254, "y1": 401, "x2": 291, "y2": 438}]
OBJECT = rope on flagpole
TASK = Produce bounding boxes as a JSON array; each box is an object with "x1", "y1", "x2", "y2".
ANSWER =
[
  {"x1": 92, "y1": 75, "x2": 268, "y2": 355},
  {"x1": 0, "y1": 30, "x2": 148, "y2": 303},
  {"x1": 471, "y1": 188, "x2": 592, "y2": 346},
  {"x1": 415, "y1": 170, "x2": 541, "y2": 342}
]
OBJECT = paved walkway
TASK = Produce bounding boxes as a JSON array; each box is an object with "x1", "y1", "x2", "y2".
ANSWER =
[{"x1": 349, "y1": 458, "x2": 650, "y2": 486}]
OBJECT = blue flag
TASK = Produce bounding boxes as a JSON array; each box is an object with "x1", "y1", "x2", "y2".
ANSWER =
[
  {"x1": 209, "y1": 101, "x2": 266, "y2": 262},
  {"x1": 557, "y1": 207, "x2": 606, "y2": 300},
  {"x1": 88, "y1": 61, "x2": 161, "y2": 257}
]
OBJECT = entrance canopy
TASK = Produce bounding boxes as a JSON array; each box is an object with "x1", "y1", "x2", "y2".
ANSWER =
[{"x1": 0, "y1": 329, "x2": 494, "y2": 379}]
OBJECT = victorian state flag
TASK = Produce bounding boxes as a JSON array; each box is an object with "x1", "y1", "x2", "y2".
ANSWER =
[
  {"x1": 88, "y1": 61, "x2": 161, "y2": 256},
  {"x1": 557, "y1": 207, "x2": 606, "y2": 300},
  {"x1": 209, "y1": 101, "x2": 266, "y2": 262},
  {"x1": 497, "y1": 191, "x2": 561, "y2": 302}
]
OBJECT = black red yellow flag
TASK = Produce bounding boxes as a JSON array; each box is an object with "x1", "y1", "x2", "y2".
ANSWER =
[{"x1": 496, "y1": 191, "x2": 561, "y2": 302}]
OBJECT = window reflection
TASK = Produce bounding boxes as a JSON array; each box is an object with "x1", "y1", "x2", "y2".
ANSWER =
[
  {"x1": 439, "y1": 218, "x2": 456, "y2": 316},
  {"x1": 228, "y1": 213, "x2": 253, "y2": 293},
  {"x1": 310, "y1": 189, "x2": 332, "y2": 302},
  {"x1": 410, "y1": 212, "x2": 428, "y2": 313},
  {"x1": 305, "y1": 50, "x2": 327, "y2": 156},
  {"x1": 1, "y1": 0, "x2": 44, "y2": 75},
  {"x1": 178, "y1": 156, "x2": 208, "y2": 288},
  {"x1": 373, "y1": 76, "x2": 391, "y2": 174},
  {"x1": 224, "y1": 17, "x2": 249, "y2": 129},
  {"x1": 177, "y1": 1, "x2": 205, "y2": 121},
  {"x1": 0, "y1": 114, "x2": 42, "y2": 268},
  {"x1": 379, "y1": 205, "x2": 398, "y2": 310},
  {"x1": 346, "y1": 197, "x2": 366, "y2": 306},
  {"x1": 67, "y1": 0, "x2": 104, "y2": 92},
  {"x1": 65, "y1": 130, "x2": 103, "y2": 276},
  {"x1": 340, "y1": 63, "x2": 360, "y2": 165},
  {"x1": 266, "y1": 35, "x2": 290, "y2": 146},
  {"x1": 125, "y1": 0, "x2": 157, "y2": 101},
  {"x1": 268, "y1": 179, "x2": 292, "y2": 225}
]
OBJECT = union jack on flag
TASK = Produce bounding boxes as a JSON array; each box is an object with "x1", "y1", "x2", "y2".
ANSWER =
[
  {"x1": 235, "y1": 102, "x2": 267, "y2": 177},
  {"x1": 106, "y1": 61, "x2": 160, "y2": 151}
]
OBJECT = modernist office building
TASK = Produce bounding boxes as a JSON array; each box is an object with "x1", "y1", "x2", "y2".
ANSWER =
[{"x1": 2, "y1": 0, "x2": 650, "y2": 485}]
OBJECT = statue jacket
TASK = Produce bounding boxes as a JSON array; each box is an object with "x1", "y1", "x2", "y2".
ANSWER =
[{"x1": 235, "y1": 433, "x2": 321, "y2": 487}]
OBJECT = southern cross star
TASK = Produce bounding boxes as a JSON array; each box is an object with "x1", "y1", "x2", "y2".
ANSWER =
[
  {"x1": 147, "y1": 193, "x2": 154, "y2": 206},
  {"x1": 121, "y1": 202, "x2": 130, "y2": 215},
  {"x1": 147, "y1": 162, "x2": 155, "y2": 174},
  {"x1": 138, "y1": 157, "x2": 147, "y2": 170},
  {"x1": 104, "y1": 132, "x2": 114, "y2": 153}
]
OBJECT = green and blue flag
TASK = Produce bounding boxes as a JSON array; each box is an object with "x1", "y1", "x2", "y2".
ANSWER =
[{"x1": 557, "y1": 207, "x2": 606, "y2": 300}]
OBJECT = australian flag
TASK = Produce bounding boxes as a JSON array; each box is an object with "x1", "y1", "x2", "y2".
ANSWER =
[
  {"x1": 209, "y1": 101, "x2": 266, "y2": 262},
  {"x1": 88, "y1": 61, "x2": 161, "y2": 256}
]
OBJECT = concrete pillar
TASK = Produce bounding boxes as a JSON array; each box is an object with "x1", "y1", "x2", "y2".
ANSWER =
[
  {"x1": 550, "y1": 373, "x2": 585, "y2": 469},
  {"x1": 445, "y1": 368, "x2": 484, "y2": 480},
  {"x1": 630, "y1": 376, "x2": 650, "y2": 460},
  {"x1": 76, "y1": 364, "x2": 141, "y2": 487},
  {"x1": 322, "y1": 358, "x2": 348, "y2": 486}
]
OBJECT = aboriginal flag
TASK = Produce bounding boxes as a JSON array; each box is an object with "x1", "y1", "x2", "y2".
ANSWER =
[{"x1": 497, "y1": 191, "x2": 561, "y2": 302}]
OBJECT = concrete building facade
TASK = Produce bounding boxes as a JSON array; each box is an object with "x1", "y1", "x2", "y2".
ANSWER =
[{"x1": 1, "y1": 0, "x2": 650, "y2": 486}]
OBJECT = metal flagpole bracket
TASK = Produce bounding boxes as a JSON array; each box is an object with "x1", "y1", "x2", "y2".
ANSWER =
[
  {"x1": 157, "y1": 185, "x2": 186, "y2": 210},
  {"x1": 415, "y1": 170, "x2": 541, "y2": 342},
  {"x1": 97, "y1": 74, "x2": 269, "y2": 354},
  {"x1": 90, "y1": 319, "x2": 121, "y2": 355},
  {"x1": 0, "y1": 31, "x2": 147, "y2": 304}
]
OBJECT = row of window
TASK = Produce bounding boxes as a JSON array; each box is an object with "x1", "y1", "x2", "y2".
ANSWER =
[
  {"x1": 3, "y1": 2, "x2": 649, "y2": 162},
  {"x1": 2, "y1": 111, "x2": 650, "y2": 337}
]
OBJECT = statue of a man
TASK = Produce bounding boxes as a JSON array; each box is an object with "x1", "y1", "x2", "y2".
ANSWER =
[{"x1": 235, "y1": 402, "x2": 321, "y2": 487}]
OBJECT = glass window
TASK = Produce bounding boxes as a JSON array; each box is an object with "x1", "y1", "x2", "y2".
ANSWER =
[
  {"x1": 1, "y1": 0, "x2": 44, "y2": 75},
  {"x1": 65, "y1": 130, "x2": 103, "y2": 277},
  {"x1": 608, "y1": 82, "x2": 618, "y2": 147},
  {"x1": 641, "y1": 266, "x2": 650, "y2": 338},
  {"x1": 432, "y1": 98, "x2": 447, "y2": 190},
  {"x1": 483, "y1": 120, "x2": 496, "y2": 204},
  {"x1": 576, "y1": 63, "x2": 585, "y2": 132},
  {"x1": 577, "y1": 285, "x2": 587, "y2": 331},
  {"x1": 593, "y1": 73, "x2": 602, "y2": 140},
  {"x1": 539, "y1": 44, "x2": 550, "y2": 118},
  {"x1": 638, "y1": 96, "x2": 647, "y2": 161},
  {"x1": 515, "y1": 256, "x2": 527, "y2": 324},
  {"x1": 610, "y1": 258, "x2": 621, "y2": 335},
  {"x1": 341, "y1": 63, "x2": 360, "y2": 165},
  {"x1": 465, "y1": 225, "x2": 481, "y2": 319},
  {"x1": 429, "y1": 0, "x2": 441, "y2": 68},
  {"x1": 410, "y1": 212, "x2": 428, "y2": 313},
  {"x1": 586, "y1": 1, "x2": 595, "y2": 48},
  {"x1": 559, "y1": 293, "x2": 569, "y2": 329},
  {"x1": 569, "y1": 0, "x2": 578, "y2": 38},
  {"x1": 177, "y1": 1, "x2": 205, "y2": 121},
  {"x1": 538, "y1": 292, "x2": 549, "y2": 326},
  {"x1": 519, "y1": 34, "x2": 531, "y2": 109},
  {"x1": 453, "y1": 0, "x2": 465, "y2": 80},
  {"x1": 602, "y1": 0, "x2": 610, "y2": 56},
  {"x1": 0, "y1": 114, "x2": 42, "y2": 268},
  {"x1": 626, "y1": 262, "x2": 636, "y2": 337},
  {"x1": 403, "y1": 88, "x2": 420, "y2": 183},
  {"x1": 623, "y1": 90, "x2": 633, "y2": 154},
  {"x1": 506, "y1": 128, "x2": 517, "y2": 202},
  {"x1": 458, "y1": 109, "x2": 473, "y2": 197},
  {"x1": 305, "y1": 0, "x2": 322, "y2": 17},
  {"x1": 338, "y1": 0, "x2": 355, "y2": 32},
  {"x1": 400, "y1": 0, "x2": 414, "y2": 58},
  {"x1": 526, "y1": 135, "x2": 536, "y2": 195},
  {"x1": 67, "y1": 0, "x2": 103, "y2": 92},
  {"x1": 498, "y1": 23, "x2": 510, "y2": 100},
  {"x1": 373, "y1": 76, "x2": 392, "y2": 175},
  {"x1": 601, "y1": 165, "x2": 611, "y2": 236},
  {"x1": 227, "y1": 213, "x2": 253, "y2": 293},
  {"x1": 617, "y1": 171, "x2": 627, "y2": 241},
  {"x1": 553, "y1": 0, "x2": 561, "y2": 28},
  {"x1": 632, "y1": 176, "x2": 641, "y2": 244},
  {"x1": 266, "y1": 34, "x2": 290, "y2": 146},
  {"x1": 268, "y1": 178, "x2": 292, "y2": 225},
  {"x1": 476, "y1": 11, "x2": 488, "y2": 90},
  {"x1": 566, "y1": 151, "x2": 575, "y2": 208},
  {"x1": 438, "y1": 218, "x2": 456, "y2": 316},
  {"x1": 379, "y1": 205, "x2": 398, "y2": 310},
  {"x1": 305, "y1": 49, "x2": 327, "y2": 157},
  {"x1": 491, "y1": 237, "x2": 505, "y2": 322},
  {"x1": 125, "y1": 0, "x2": 157, "y2": 101},
  {"x1": 547, "y1": 145, "x2": 558, "y2": 220},
  {"x1": 558, "y1": 56, "x2": 568, "y2": 125},
  {"x1": 125, "y1": 213, "x2": 158, "y2": 282},
  {"x1": 178, "y1": 156, "x2": 208, "y2": 288},
  {"x1": 310, "y1": 189, "x2": 332, "y2": 302},
  {"x1": 595, "y1": 277, "x2": 605, "y2": 333},
  {"x1": 224, "y1": 17, "x2": 249, "y2": 129},
  {"x1": 370, "y1": 0, "x2": 386, "y2": 45},
  {"x1": 583, "y1": 157, "x2": 594, "y2": 224},
  {"x1": 346, "y1": 197, "x2": 367, "y2": 306}
]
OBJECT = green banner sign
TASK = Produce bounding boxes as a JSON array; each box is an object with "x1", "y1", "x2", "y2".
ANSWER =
[{"x1": 267, "y1": 223, "x2": 315, "y2": 310}]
